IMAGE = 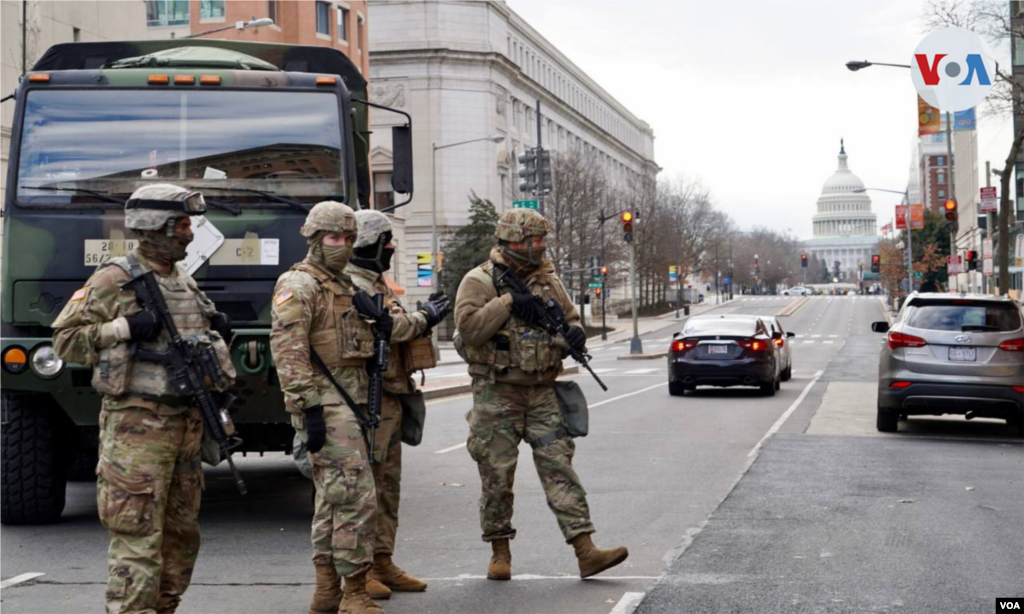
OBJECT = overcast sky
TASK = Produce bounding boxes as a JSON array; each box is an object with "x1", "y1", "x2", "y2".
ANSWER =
[{"x1": 509, "y1": 0, "x2": 1013, "y2": 240}]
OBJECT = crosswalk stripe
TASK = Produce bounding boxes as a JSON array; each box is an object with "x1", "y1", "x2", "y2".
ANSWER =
[
  {"x1": 824, "y1": 340, "x2": 834, "y2": 344},
  {"x1": 803, "y1": 340, "x2": 816, "y2": 344},
  {"x1": 623, "y1": 368, "x2": 659, "y2": 374},
  {"x1": 811, "y1": 334, "x2": 821, "y2": 338},
  {"x1": 828, "y1": 335, "x2": 838, "y2": 338}
]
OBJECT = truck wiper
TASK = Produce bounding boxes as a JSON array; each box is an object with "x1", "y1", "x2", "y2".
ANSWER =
[
  {"x1": 20, "y1": 185, "x2": 125, "y2": 205},
  {"x1": 203, "y1": 198, "x2": 242, "y2": 216},
  {"x1": 191, "y1": 187, "x2": 311, "y2": 213}
]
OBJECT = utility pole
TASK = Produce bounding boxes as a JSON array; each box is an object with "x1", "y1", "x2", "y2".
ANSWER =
[
  {"x1": 536, "y1": 99, "x2": 544, "y2": 215},
  {"x1": 984, "y1": 161, "x2": 994, "y2": 294},
  {"x1": 946, "y1": 111, "x2": 957, "y2": 285},
  {"x1": 629, "y1": 237, "x2": 642, "y2": 354}
]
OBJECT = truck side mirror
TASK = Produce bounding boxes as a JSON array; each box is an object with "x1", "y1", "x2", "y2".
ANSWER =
[{"x1": 390, "y1": 125, "x2": 413, "y2": 198}]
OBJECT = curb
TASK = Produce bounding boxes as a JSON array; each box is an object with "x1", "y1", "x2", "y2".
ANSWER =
[
  {"x1": 775, "y1": 296, "x2": 809, "y2": 317},
  {"x1": 617, "y1": 352, "x2": 668, "y2": 361},
  {"x1": 421, "y1": 365, "x2": 580, "y2": 400}
]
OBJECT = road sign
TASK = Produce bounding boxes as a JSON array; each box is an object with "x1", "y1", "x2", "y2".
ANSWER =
[
  {"x1": 588, "y1": 282, "x2": 602, "y2": 288},
  {"x1": 913, "y1": 271, "x2": 923, "y2": 279},
  {"x1": 980, "y1": 187, "x2": 998, "y2": 213},
  {"x1": 513, "y1": 200, "x2": 538, "y2": 210},
  {"x1": 722, "y1": 277, "x2": 730, "y2": 285},
  {"x1": 668, "y1": 265, "x2": 678, "y2": 282},
  {"x1": 983, "y1": 257, "x2": 993, "y2": 275},
  {"x1": 947, "y1": 254, "x2": 963, "y2": 274}
]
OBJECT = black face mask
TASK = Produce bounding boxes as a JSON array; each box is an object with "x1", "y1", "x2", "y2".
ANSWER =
[{"x1": 351, "y1": 231, "x2": 394, "y2": 273}]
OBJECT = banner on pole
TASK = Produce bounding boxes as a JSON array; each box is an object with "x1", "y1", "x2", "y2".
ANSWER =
[
  {"x1": 909, "y1": 204, "x2": 925, "y2": 229},
  {"x1": 980, "y1": 187, "x2": 998, "y2": 213},
  {"x1": 668, "y1": 265, "x2": 678, "y2": 282},
  {"x1": 895, "y1": 205, "x2": 908, "y2": 230},
  {"x1": 918, "y1": 95, "x2": 941, "y2": 135},
  {"x1": 416, "y1": 252, "x2": 434, "y2": 287}
]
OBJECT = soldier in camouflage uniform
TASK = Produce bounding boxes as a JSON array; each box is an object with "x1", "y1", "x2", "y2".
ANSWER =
[
  {"x1": 344, "y1": 210, "x2": 450, "y2": 600},
  {"x1": 52, "y1": 184, "x2": 235, "y2": 614},
  {"x1": 454, "y1": 208, "x2": 628, "y2": 581},
  {"x1": 270, "y1": 201, "x2": 387, "y2": 614}
]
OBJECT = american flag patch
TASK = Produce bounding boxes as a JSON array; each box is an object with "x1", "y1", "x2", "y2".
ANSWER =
[
  {"x1": 275, "y1": 289, "x2": 294, "y2": 305},
  {"x1": 70, "y1": 288, "x2": 88, "y2": 302}
]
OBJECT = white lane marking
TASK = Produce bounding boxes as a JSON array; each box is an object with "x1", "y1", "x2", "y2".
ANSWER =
[
  {"x1": 828, "y1": 335, "x2": 839, "y2": 338},
  {"x1": 803, "y1": 340, "x2": 816, "y2": 344},
  {"x1": 591, "y1": 383, "x2": 664, "y2": 408},
  {"x1": 623, "y1": 368, "x2": 659, "y2": 375},
  {"x1": 811, "y1": 334, "x2": 821, "y2": 338},
  {"x1": 434, "y1": 442, "x2": 467, "y2": 454},
  {"x1": 431, "y1": 372, "x2": 468, "y2": 380},
  {"x1": 591, "y1": 368, "x2": 617, "y2": 374},
  {"x1": 0, "y1": 573, "x2": 45, "y2": 589},
  {"x1": 748, "y1": 370, "x2": 824, "y2": 458},
  {"x1": 824, "y1": 340, "x2": 834, "y2": 344},
  {"x1": 421, "y1": 574, "x2": 659, "y2": 581},
  {"x1": 610, "y1": 591, "x2": 647, "y2": 614}
]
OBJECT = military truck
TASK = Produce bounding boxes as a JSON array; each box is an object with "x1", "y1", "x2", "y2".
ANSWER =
[{"x1": 0, "y1": 40, "x2": 412, "y2": 525}]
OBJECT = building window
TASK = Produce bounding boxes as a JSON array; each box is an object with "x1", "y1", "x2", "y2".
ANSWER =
[
  {"x1": 937, "y1": 156, "x2": 945, "y2": 166},
  {"x1": 337, "y1": 6, "x2": 349, "y2": 41},
  {"x1": 937, "y1": 172, "x2": 945, "y2": 184},
  {"x1": 316, "y1": 1, "x2": 330, "y2": 35},
  {"x1": 146, "y1": 0, "x2": 190, "y2": 26},
  {"x1": 938, "y1": 189, "x2": 946, "y2": 198},
  {"x1": 374, "y1": 172, "x2": 394, "y2": 210},
  {"x1": 357, "y1": 15, "x2": 365, "y2": 51},
  {"x1": 267, "y1": 0, "x2": 278, "y2": 25},
  {"x1": 200, "y1": 0, "x2": 225, "y2": 19}
]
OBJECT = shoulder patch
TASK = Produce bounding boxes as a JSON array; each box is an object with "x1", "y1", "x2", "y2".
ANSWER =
[
  {"x1": 275, "y1": 289, "x2": 294, "y2": 306},
  {"x1": 70, "y1": 287, "x2": 89, "y2": 302}
]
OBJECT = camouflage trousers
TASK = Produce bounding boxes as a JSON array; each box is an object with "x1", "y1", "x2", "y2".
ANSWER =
[
  {"x1": 295, "y1": 403, "x2": 377, "y2": 577},
  {"x1": 371, "y1": 393, "x2": 403, "y2": 556},
  {"x1": 466, "y1": 379, "x2": 595, "y2": 543},
  {"x1": 96, "y1": 406, "x2": 203, "y2": 614}
]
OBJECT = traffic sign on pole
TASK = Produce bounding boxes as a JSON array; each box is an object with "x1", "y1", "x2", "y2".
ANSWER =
[
  {"x1": 980, "y1": 187, "x2": 998, "y2": 213},
  {"x1": 588, "y1": 282, "x2": 602, "y2": 288},
  {"x1": 513, "y1": 200, "x2": 538, "y2": 210}
]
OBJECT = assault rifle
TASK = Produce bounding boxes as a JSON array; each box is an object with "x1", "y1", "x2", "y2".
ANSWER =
[
  {"x1": 364, "y1": 293, "x2": 388, "y2": 465},
  {"x1": 495, "y1": 266, "x2": 608, "y2": 391},
  {"x1": 124, "y1": 271, "x2": 247, "y2": 494}
]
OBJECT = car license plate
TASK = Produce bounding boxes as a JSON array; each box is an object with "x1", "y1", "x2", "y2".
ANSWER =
[
  {"x1": 708, "y1": 345, "x2": 728, "y2": 355},
  {"x1": 948, "y1": 347, "x2": 976, "y2": 362}
]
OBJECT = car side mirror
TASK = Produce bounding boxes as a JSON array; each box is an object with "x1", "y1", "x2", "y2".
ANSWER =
[
  {"x1": 871, "y1": 322, "x2": 889, "y2": 333},
  {"x1": 787, "y1": 331, "x2": 796, "y2": 338}
]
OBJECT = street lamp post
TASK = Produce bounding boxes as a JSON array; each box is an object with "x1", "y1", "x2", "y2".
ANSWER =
[
  {"x1": 186, "y1": 17, "x2": 274, "y2": 38},
  {"x1": 855, "y1": 187, "x2": 913, "y2": 293},
  {"x1": 431, "y1": 134, "x2": 505, "y2": 290}
]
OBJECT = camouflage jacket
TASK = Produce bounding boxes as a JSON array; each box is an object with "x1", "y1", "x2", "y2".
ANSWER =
[
  {"x1": 454, "y1": 246, "x2": 581, "y2": 386},
  {"x1": 271, "y1": 258, "x2": 374, "y2": 415},
  {"x1": 52, "y1": 249, "x2": 221, "y2": 414},
  {"x1": 345, "y1": 263, "x2": 430, "y2": 394}
]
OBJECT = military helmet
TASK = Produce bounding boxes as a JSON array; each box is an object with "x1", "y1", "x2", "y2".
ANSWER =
[
  {"x1": 353, "y1": 210, "x2": 393, "y2": 248},
  {"x1": 495, "y1": 208, "x2": 550, "y2": 243},
  {"x1": 300, "y1": 201, "x2": 357, "y2": 238},
  {"x1": 124, "y1": 183, "x2": 206, "y2": 230}
]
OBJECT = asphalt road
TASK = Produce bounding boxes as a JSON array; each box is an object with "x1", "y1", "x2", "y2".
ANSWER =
[{"x1": 3, "y1": 295, "x2": 1020, "y2": 614}]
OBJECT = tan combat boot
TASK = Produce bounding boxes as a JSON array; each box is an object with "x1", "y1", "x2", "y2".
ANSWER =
[
  {"x1": 486, "y1": 538, "x2": 512, "y2": 581},
  {"x1": 364, "y1": 575, "x2": 392, "y2": 600},
  {"x1": 309, "y1": 564, "x2": 343, "y2": 614},
  {"x1": 369, "y1": 553, "x2": 427, "y2": 592},
  {"x1": 571, "y1": 533, "x2": 628, "y2": 579},
  {"x1": 339, "y1": 566, "x2": 385, "y2": 614}
]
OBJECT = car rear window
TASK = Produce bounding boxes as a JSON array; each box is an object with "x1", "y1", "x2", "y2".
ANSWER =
[
  {"x1": 683, "y1": 319, "x2": 757, "y2": 336},
  {"x1": 905, "y1": 301, "x2": 1023, "y2": 332}
]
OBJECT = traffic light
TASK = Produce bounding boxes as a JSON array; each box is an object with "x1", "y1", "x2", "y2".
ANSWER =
[
  {"x1": 800, "y1": 254, "x2": 808, "y2": 269},
  {"x1": 538, "y1": 149, "x2": 552, "y2": 194},
  {"x1": 594, "y1": 287, "x2": 602, "y2": 297},
  {"x1": 943, "y1": 199, "x2": 957, "y2": 221},
  {"x1": 601, "y1": 265, "x2": 609, "y2": 276},
  {"x1": 966, "y1": 250, "x2": 978, "y2": 271},
  {"x1": 871, "y1": 254, "x2": 880, "y2": 273},
  {"x1": 621, "y1": 211, "x2": 634, "y2": 243},
  {"x1": 518, "y1": 149, "x2": 537, "y2": 193}
]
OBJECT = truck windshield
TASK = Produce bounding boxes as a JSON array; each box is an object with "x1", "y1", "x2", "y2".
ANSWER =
[{"x1": 16, "y1": 89, "x2": 346, "y2": 207}]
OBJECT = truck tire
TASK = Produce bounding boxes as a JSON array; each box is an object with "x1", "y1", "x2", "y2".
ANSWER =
[{"x1": 1, "y1": 394, "x2": 68, "y2": 525}]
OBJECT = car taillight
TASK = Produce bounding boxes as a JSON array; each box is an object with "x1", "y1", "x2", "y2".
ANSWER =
[
  {"x1": 739, "y1": 340, "x2": 767, "y2": 352},
  {"x1": 672, "y1": 340, "x2": 697, "y2": 352},
  {"x1": 887, "y1": 331, "x2": 927, "y2": 350},
  {"x1": 1013, "y1": 386, "x2": 1024, "y2": 393},
  {"x1": 773, "y1": 338, "x2": 784, "y2": 348},
  {"x1": 997, "y1": 338, "x2": 1024, "y2": 352},
  {"x1": 890, "y1": 381, "x2": 913, "y2": 388}
]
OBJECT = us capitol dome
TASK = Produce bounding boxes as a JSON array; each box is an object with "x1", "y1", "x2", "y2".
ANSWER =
[{"x1": 801, "y1": 140, "x2": 879, "y2": 283}]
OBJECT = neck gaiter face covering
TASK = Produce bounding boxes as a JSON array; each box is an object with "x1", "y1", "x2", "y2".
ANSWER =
[
  {"x1": 502, "y1": 243, "x2": 546, "y2": 275},
  {"x1": 351, "y1": 231, "x2": 395, "y2": 273},
  {"x1": 137, "y1": 227, "x2": 192, "y2": 266},
  {"x1": 311, "y1": 241, "x2": 353, "y2": 273}
]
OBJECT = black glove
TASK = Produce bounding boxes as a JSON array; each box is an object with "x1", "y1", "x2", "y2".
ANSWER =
[
  {"x1": 418, "y1": 294, "x2": 451, "y2": 327},
  {"x1": 126, "y1": 310, "x2": 162, "y2": 342},
  {"x1": 303, "y1": 405, "x2": 327, "y2": 454},
  {"x1": 209, "y1": 311, "x2": 233, "y2": 342},
  {"x1": 563, "y1": 326, "x2": 587, "y2": 351},
  {"x1": 510, "y1": 292, "x2": 545, "y2": 324},
  {"x1": 375, "y1": 310, "x2": 394, "y2": 343}
]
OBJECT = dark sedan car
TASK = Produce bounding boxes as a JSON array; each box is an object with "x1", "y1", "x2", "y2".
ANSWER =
[{"x1": 668, "y1": 315, "x2": 784, "y2": 397}]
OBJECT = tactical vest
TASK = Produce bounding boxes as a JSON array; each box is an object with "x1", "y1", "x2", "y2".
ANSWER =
[
  {"x1": 291, "y1": 262, "x2": 375, "y2": 368},
  {"x1": 457, "y1": 261, "x2": 562, "y2": 376},
  {"x1": 92, "y1": 255, "x2": 235, "y2": 400}
]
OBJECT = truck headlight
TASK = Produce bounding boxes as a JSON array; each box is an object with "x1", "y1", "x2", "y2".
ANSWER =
[{"x1": 30, "y1": 344, "x2": 64, "y2": 378}]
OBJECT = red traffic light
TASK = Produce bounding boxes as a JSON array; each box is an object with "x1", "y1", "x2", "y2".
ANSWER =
[{"x1": 871, "y1": 255, "x2": 881, "y2": 264}]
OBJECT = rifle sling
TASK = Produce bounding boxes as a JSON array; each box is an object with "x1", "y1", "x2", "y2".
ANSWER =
[{"x1": 309, "y1": 347, "x2": 375, "y2": 436}]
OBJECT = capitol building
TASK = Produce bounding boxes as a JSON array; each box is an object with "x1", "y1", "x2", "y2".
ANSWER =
[{"x1": 801, "y1": 142, "x2": 879, "y2": 282}]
